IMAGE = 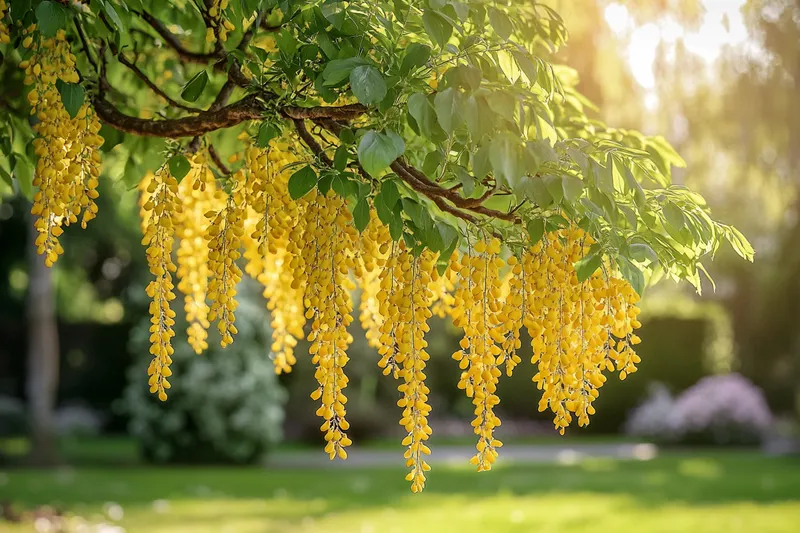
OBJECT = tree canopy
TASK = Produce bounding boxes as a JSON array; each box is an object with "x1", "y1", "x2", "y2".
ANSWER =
[{"x1": 0, "y1": 0, "x2": 753, "y2": 491}]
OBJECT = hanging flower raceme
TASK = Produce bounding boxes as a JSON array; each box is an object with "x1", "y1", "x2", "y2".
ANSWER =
[
  {"x1": 499, "y1": 256, "x2": 524, "y2": 377},
  {"x1": 376, "y1": 243, "x2": 437, "y2": 492},
  {"x1": 451, "y1": 238, "x2": 506, "y2": 471},
  {"x1": 139, "y1": 166, "x2": 182, "y2": 401},
  {"x1": 22, "y1": 28, "x2": 103, "y2": 266},
  {"x1": 357, "y1": 213, "x2": 391, "y2": 350},
  {"x1": 294, "y1": 190, "x2": 359, "y2": 460},
  {"x1": 206, "y1": 169, "x2": 246, "y2": 348},
  {"x1": 175, "y1": 155, "x2": 223, "y2": 355},
  {"x1": 242, "y1": 143, "x2": 306, "y2": 374},
  {"x1": 523, "y1": 228, "x2": 643, "y2": 433}
]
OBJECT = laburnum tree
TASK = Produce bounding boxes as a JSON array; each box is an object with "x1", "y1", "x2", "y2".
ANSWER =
[{"x1": 0, "y1": 0, "x2": 754, "y2": 491}]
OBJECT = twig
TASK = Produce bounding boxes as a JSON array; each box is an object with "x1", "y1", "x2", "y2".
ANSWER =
[
  {"x1": 207, "y1": 144, "x2": 231, "y2": 175},
  {"x1": 117, "y1": 54, "x2": 202, "y2": 113}
]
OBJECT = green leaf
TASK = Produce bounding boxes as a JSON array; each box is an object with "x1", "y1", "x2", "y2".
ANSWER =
[
  {"x1": 401, "y1": 43, "x2": 431, "y2": 75},
  {"x1": 663, "y1": 202, "x2": 685, "y2": 230},
  {"x1": 618, "y1": 257, "x2": 646, "y2": 296},
  {"x1": 35, "y1": 1, "x2": 70, "y2": 38},
  {"x1": 487, "y1": 90, "x2": 515, "y2": 120},
  {"x1": 288, "y1": 166, "x2": 318, "y2": 199},
  {"x1": 463, "y1": 94, "x2": 494, "y2": 139},
  {"x1": 352, "y1": 198, "x2": 370, "y2": 232},
  {"x1": 562, "y1": 176, "x2": 584, "y2": 202},
  {"x1": 527, "y1": 218, "x2": 544, "y2": 245},
  {"x1": 275, "y1": 28, "x2": 298, "y2": 59},
  {"x1": 357, "y1": 130, "x2": 405, "y2": 176},
  {"x1": 167, "y1": 154, "x2": 191, "y2": 182},
  {"x1": 401, "y1": 198, "x2": 433, "y2": 232},
  {"x1": 630, "y1": 243, "x2": 658, "y2": 264},
  {"x1": 437, "y1": 222, "x2": 458, "y2": 251},
  {"x1": 728, "y1": 226, "x2": 755, "y2": 261},
  {"x1": 13, "y1": 157, "x2": 33, "y2": 201},
  {"x1": 453, "y1": 166, "x2": 475, "y2": 196},
  {"x1": 389, "y1": 203, "x2": 403, "y2": 240},
  {"x1": 422, "y1": 9, "x2": 453, "y2": 49},
  {"x1": 575, "y1": 253, "x2": 603, "y2": 282},
  {"x1": 543, "y1": 175, "x2": 564, "y2": 204},
  {"x1": 488, "y1": 7, "x2": 513, "y2": 40},
  {"x1": 472, "y1": 144, "x2": 491, "y2": 180},
  {"x1": 104, "y1": 2, "x2": 125, "y2": 32},
  {"x1": 0, "y1": 167, "x2": 12, "y2": 188},
  {"x1": 434, "y1": 88, "x2": 463, "y2": 134},
  {"x1": 490, "y1": 132, "x2": 521, "y2": 188},
  {"x1": 333, "y1": 145, "x2": 349, "y2": 172},
  {"x1": 378, "y1": 179, "x2": 400, "y2": 209},
  {"x1": 181, "y1": 70, "x2": 209, "y2": 102},
  {"x1": 55, "y1": 80, "x2": 84, "y2": 119},
  {"x1": 350, "y1": 65, "x2": 387, "y2": 105},
  {"x1": 408, "y1": 93, "x2": 442, "y2": 140},
  {"x1": 332, "y1": 174, "x2": 359, "y2": 199},
  {"x1": 256, "y1": 123, "x2": 280, "y2": 148},
  {"x1": 322, "y1": 57, "x2": 369, "y2": 86}
]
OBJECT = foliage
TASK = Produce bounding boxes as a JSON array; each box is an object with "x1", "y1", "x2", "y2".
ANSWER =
[
  {"x1": 122, "y1": 278, "x2": 286, "y2": 465},
  {"x1": 0, "y1": 0, "x2": 754, "y2": 490}
]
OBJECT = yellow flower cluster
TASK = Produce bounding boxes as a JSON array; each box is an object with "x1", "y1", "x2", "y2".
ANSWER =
[
  {"x1": 451, "y1": 238, "x2": 505, "y2": 471},
  {"x1": 522, "y1": 228, "x2": 642, "y2": 432},
  {"x1": 126, "y1": 137, "x2": 645, "y2": 491},
  {"x1": 499, "y1": 255, "x2": 524, "y2": 376},
  {"x1": 356, "y1": 213, "x2": 392, "y2": 350},
  {"x1": 377, "y1": 244, "x2": 437, "y2": 492},
  {"x1": 0, "y1": 0, "x2": 10, "y2": 44},
  {"x1": 294, "y1": 191, "x2": 358, "y2": 460},
  {"x1": 22, "y1": 29, "x2": 103, "y2": 266},
  {"x1": 176, "y1": 155, "x2": 224, "y2": 354},
  {"x1": 206, "y1": 170, "x2": 245, "y2": 348},
  {"x1": 206, "y1": 0, "x2": 236, "y2": 43},
  {"x1": 139, "y1": 167, "x2": 182, "y2": 401},
  {"x1": 242, "y1": 145, "x2": 305, "y2": 374}
]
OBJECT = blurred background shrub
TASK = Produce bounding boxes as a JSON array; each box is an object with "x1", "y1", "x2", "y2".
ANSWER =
[
  {"x1": 625, "y1": 374, "x2": 774, "y2": 446},
  {"x1": 121, "y1": 278, "x2": 286, "y2": 465}
]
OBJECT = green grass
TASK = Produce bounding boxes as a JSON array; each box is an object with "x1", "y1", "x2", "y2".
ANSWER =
[{"x1": 2, "y1": 452, "x2": 799, "y2": 532}]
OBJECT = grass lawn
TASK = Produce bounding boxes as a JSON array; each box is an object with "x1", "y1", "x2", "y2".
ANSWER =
[{"x1": 2, "y1": 452, "x2": 799, "y2": 533}]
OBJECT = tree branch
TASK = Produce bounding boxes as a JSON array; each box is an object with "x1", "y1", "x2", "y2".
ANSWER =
[
  {"x1": 207, "y1": 144, "x2": 231, "y2": 175},
  {"x1": 139, "y1": 10, "x2": 222, "y2": 64},
  {"x1": 283, "y1": 104, "x2": 367, "y2": 121},
  {"x1": 293, "y1": 119, "x2": 333, "y2": 167},
  {"x1": 117, "y1": 54, "x2": 201, "y2": 113},
  {"x1": 92, "y1": 93, "x2": 267, "y2": 137}
]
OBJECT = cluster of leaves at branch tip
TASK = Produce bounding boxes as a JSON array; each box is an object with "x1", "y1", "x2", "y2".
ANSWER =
[{"x1": 0, "y1": 0, "x2": 755, "y2": 492}]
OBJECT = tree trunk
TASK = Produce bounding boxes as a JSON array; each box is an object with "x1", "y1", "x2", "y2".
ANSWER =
[{"x1": 25, "y1": 220, "x2": 60, "y2": 466}]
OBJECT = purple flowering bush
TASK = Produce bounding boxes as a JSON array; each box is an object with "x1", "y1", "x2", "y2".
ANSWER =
[{"x1": 625, "y1": 374, "x2": 773, "y2": 445}]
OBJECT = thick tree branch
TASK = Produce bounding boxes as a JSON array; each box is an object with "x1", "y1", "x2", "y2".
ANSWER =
[
  {"x1": 92, "y1": 93, "x2": 267, "y2": 137},
  {"x1": 283, "y1": 105, "x2": 367, "y2": 121}
]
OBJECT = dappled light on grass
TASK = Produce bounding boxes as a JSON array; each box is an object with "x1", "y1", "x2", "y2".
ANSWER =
[
  {"x1": 678, "y1": 458, "x2": 723, "y2": 480},
  {"x1": 2, "y1": 453, "x2": 799, "y2": 532}
]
